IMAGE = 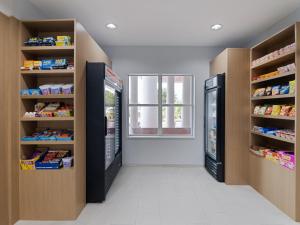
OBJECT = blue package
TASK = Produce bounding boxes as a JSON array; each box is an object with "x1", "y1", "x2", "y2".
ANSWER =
[
  {"x1": 20, "y1": 89, "x2": 30, "y2": 96},
  {"x1": 280, "y1": 85, "x2": 289, "y2": 95},
  {"x1": 21, "y1": 136, "x2": 38, "y2": 141},
  {"x1": 41, "y1": 59, "x2": 55, "y2": 70},
  {"x1": 29, "y1": 89, "x2": 41, "y2": 95}
]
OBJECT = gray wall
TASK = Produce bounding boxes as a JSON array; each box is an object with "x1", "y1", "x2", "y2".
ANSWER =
[
  {"x1": 104, "y1": 46, "x2": 223, "y2": 166},
  {"x1": 0, "y1": 0, "x2": 45, "y2": 19},
  {"x1": 245, "y1": 6, "x2": 300, "y2": 47}
]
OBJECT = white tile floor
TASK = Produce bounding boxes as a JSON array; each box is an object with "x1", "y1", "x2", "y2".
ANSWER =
[{"x1": 16, "y1": 166, "x2": 298, "y2": 225}]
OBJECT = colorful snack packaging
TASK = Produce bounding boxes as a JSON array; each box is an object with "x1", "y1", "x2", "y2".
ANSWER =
[
  {"x1": 258, "y1": 106, "x2": 267, "y2": 115},
  {"x1": 253, "y1": 106, "x2": 261, "y2": 115},
  {"x1": 265, "y1": 106, "x2": 273, "y2": 115},
  {"x1": 265, "y1": 86, "x2": 272, "y2": 96},
  {"x1": 280, "y1": 85, "x2": 289, "y2": 95},
  {"x1": 289, "y1": 80, "x2": 295, "y2": 94},
  {"x1": 289, "y1": 106, "x2": 296, "y2": 117},
  {"x1": 280, "y1": 105, "x2": 292, "y2": 116},
  {"x1": 253, "y1": 88, "x2": 266, "y2": 97},
  {"x1": 278, "y1": 151, "x2": 295, "y2": 170},
  {"x1": 272, "y1": 85, "x2": 281, "y2": 95},
  {"x1": 271, "y1": 105, "x2": 281, "y2": 116},
  {"x1": 21, "y1": 60, "x2": 34, "y2": 70}
]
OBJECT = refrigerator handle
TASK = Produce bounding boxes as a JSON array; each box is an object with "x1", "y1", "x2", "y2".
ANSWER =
[{"x1": 105, "y1": 116, "x2": 108, "y2": 136}]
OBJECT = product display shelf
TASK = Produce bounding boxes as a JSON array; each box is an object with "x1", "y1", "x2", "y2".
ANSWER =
[
  {"x1": 251, "y1": 50, "x2": 295, "y2": 70},
  {"x1": 21, "y1": 69, "x2": 75, "y2": 76},
  {"x1": 20, "y1": 117, "x2": 74, "y2": 121},
  {"x1": 251, "y1": 114, "x2": 295, "y2": 120},
  {"x1": 251, "y1": 131, "x2": 295, "y2": 144},
  {"x1": 20, "y1": 140, "x2": 75, "y2": 145},
  {"x1": 18, "y1": 19, "x2": 79, "y2": 220},
  {"x1": 251, "y1": 94, "x2": 295, "y2": 100},
  {"x1": 21, "y1": 94, "x2": 74, "y2": 99},
  {"x1": 250, "y1": 23, "x2": 299, "y2": 221},
  {"x1": 251, "y1": 71, "x2": 295, "y2": 84}
]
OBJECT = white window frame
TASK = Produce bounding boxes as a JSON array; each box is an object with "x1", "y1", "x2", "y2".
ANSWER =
[{"x1": 127, "y1": 73, "x2": 195, "y2": 139}]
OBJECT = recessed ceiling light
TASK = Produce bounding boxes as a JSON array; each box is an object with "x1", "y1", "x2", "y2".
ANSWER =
[
  {"x1": 106, "y1": 23, "x2": 117, "y2": 30},
  {"x1": 211, "y1": 24, "x2": 223, "y2": 31}
]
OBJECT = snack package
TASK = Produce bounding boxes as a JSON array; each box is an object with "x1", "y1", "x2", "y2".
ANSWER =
[
  {"x1": 39, "y1": 85, "x2": 52, "y2": 95},
  {"x1": 33, "y1": 61, "x2": 42, "y2": 70},
  {"x1": 42, "y1": 37, "x2": 56, "y2": 46},
  {"x1": 253, "y1": 106, "x2": 261, "y2": 115},
  {"x1": 265, "y1": 106, "x2": 273, "y2": 115},
  {"x1": 50, "y1": 84, "x2": 63, "y2": 94},
  {"x1": 62, "y1": 84, "x2": 74, "y2": 94},
  {"x1": 272, "y1": 85, "x2": 281, "y2": 95},
  {"x1": 34, "y1": 102, "x2": 46, "y2": 112},
  {"x1": 29, "y1": 89, "x2": 41, "y2": 95},
  {"x1": 280, "y1": 85, "x2": 289, "y2": 95},
  {"x1": 271, "y1": 105, "x2": 281, "y2": 116},
  {"x1": 56, "y1": 36, "x2": 71, "y2": 46},
  {"x1": 21, "y1": 60, "x2": 34, "y2": 70},
  {"x1": 289, "y1": 80, "x2": 295, "y2": 94},
  {"x1": 265, "y1": 86, "x2": 272, "y2": 96},
  {"x1": 62, "y1": 156, "x2": 73, "y2": 168},
  {"x1": 20, "y1": 89, "x2": 30, "y2": 96},
  {"x1": 42, "y1": 59, "x2": 55, "y2": 70},
  {"x1": 278, "y1": 151, "x2": 295, "y2": 170},
  {"x1": 258, "y1": 105, "x2": 267, "y2": 115},
  {"x1": 289, "y1": 106, "x2": 296, "y2": 117},
  {"x1": 253, "y1": 88, "x2": 266, "y2": 97},
  {"x1": 280, "y1": 105, "x2": 292, "y2": 116},
  {"x1": 52, "y1": 59, "x2": 68, "y2": 69}
]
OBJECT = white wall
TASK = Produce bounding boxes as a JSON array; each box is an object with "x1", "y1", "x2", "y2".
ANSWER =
[
  {"x1": 245, "y1": 6, "x2": 300, "y2": 47},
  {"x1": 104, "y1": 46, "x2": 223, "y2": 166},
  {"x1": 0, "y1": 0, "x2": 45, "y2": 19}
]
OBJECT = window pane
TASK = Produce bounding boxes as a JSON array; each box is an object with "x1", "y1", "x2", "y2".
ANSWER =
[
  {"x1": 129, "y1": 75, "x2": 158, "y2": 104},
  {"x1": 162, "y1": 75, "x2": 192, "y2": 104},
  {"x1": 129, "y1": 106, "x2": 158, "y2": 136},
  {"x1": 162, "y1": 106, "x2": 192, "y2": 135}
]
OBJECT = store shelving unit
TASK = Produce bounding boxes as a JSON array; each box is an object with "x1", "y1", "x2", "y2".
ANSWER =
[
  {"x1": 249, "y1": 24, "x2": 300, "y2": 221},
  {"x1": 17, "y1": 19, "x2": 112, "y2": 221}
]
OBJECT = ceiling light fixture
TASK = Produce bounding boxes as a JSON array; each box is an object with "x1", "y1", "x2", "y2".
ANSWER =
[
  {"x1": 211, "y1": 24, "x2": 223, "y2": 31},
  {"x1": 106, "y1": 23, "x2": 117, "y2": 30}
]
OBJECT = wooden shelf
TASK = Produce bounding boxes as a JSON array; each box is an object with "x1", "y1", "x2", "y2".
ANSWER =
[
  {"x1": 251, "y1": 94, "x2": 295, "y2": 100},
  {"x1": 21, "y1": 117, "x2": 74, "y2": 121},
  {"x1": 21, "y1": 46, "x2": 74, "y2": 56},
  {"x1": 21, "y1": 94, "x2": 74, "y2": 99},
  {"x1": 251, "y1": 50, "x2": 295, "y2": 70},
  {"x1": 20, "y1": 168, "x2": 74, "y2": 173},
  {"x1": 251, "y1": 71, "x2": 295, "y2": 84},
  {"x1": 251, "y1": 131, "x2": 295, "y2": 144},
  {"x1": 20, "y1": 141, "x2": 74, "y2": 145},
  {"x1": 21, "y1": 69, "x2": 74, "y2": 76},
  {"x1": 251, "y1": 114, "x2": 295, "y2": 120}
]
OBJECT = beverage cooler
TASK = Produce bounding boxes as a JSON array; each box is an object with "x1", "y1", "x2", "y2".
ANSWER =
[
  {"x1": 86, "y1": 62, "x2": 123, "y2": 202},
  {"x1": 204, "y1": 74, "x2": 225, "y2": 182}
]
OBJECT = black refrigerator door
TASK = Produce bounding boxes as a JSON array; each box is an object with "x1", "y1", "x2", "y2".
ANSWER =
[{"x1": 204, "y1": 74, "x2": 225, "y2": 182}]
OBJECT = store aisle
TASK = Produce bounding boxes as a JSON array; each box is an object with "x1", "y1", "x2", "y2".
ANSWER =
[{"x1": 16, "y1": 166, "x2": 297, "y2": 225}]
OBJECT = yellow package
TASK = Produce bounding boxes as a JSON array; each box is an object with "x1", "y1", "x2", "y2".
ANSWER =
[
  {"x1": 56, "y1": 36, "x2": 71, "y2": 46},
  {"x1": 33, "y1": 60, "x2": 42, "y2": 70},
  {"x1": 22, "y1": 60, "x2": 34, "y2": 70},
  {"x1": 289, "y1": 80, "x2": 295, "y2": 94},
  {"x1": 271, "y1": 105, "x2": 281, "y2": 116}
]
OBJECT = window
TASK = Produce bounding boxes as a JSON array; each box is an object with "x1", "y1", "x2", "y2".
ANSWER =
[{"x1": 128, "y1": 74, "x2": 194, "y2": 138}]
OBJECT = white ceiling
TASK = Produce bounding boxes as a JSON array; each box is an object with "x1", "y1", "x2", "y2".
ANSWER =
[{"x1": 29, "y1": 0, "x2": 300, "y2": 46}]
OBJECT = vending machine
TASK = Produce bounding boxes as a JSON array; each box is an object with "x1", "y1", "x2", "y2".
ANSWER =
[{"x1": 86, "y1": 62, "x2": 123, "y2": 202}]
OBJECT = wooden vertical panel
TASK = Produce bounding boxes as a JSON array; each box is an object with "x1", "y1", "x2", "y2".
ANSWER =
[
  {"x1": 210, "y1": 48, "x2": 250, "y2": 185},
  {"x1": 295, "y1": 22, "x2": 300, "y2": 221},
  {"x1": 75, "y1": 22, "x2": 111, "y2": 215},
  {"x1": 225, "y1": 48, "x2": 250, "y2": 184},
  {"x1": 0, "y1": 12, "x2": 9, "y2": 225}
]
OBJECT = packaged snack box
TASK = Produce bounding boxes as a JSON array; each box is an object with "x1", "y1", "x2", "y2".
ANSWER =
[
  {"x1": 21, "y1": 60, "x2": 34, "y2": 70},
  {"x1": 265, "y1": 86, "x2": 272, "y2": 96},
  {"x1": 253, "y1": 88, "x2": 266, "y2": 97},
  {"x1": 42, "y1": 59, "x2": 55, "y2": 70},
  {"x1": 278, "y1": 151, "x2": 295, "y2": 170},
  {"x1": 20, "y1": 148, "x2": 47, "y2": 170},
  {"x1": 253, "y1": 106, "x2": 261, "y2": 115},
  {"x1": 280, "y1": 105, "x2": 292, "y2": 116},
  {"x1": 271, "y1": 105, "x2": 281, "y2": 116},
  {"x1": 265, "y1": 106, "x2": 273, "y2": 115},
  {"x1": 258, "y1": 106, "x2": 267, "y2": 115},
  {"x1": 279, "y1": 85, "x2": 289, "y2": 95},
  {"x1": 289, "y1": 80, "x2": 295, "y2": 94},
  {"x1": 289, "y1": 106, "x2": 296, "y2": 117},
  {"x1": 265, "y1": 150, "x2": 279, "y2": 163},
  {"x1": 52, "y1": 59, "x2": 68, "y2": 69},
  {"x1": 272, "y1": 85, "x2": 281, "y2": 95}
]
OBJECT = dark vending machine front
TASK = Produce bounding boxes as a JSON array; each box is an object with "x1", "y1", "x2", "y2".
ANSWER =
[{"x1": 204, "y1": 74, "x2": 225, "y2": 182}]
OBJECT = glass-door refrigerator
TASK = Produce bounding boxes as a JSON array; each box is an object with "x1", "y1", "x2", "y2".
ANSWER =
[
  {"x1": 86, "y1": 62, "x2": 123, "y2": 203},
  {"x1": 204, "y1": 74, "x2": 225, "y2": 182}
]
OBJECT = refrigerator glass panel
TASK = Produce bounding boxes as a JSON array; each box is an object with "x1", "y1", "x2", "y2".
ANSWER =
[
  {"x1": 206, "y1": 89, "x2": 217, "y2": 160},
  {"x1": 115, "y1": 92, "x2": 121, "y2": 155},
  {"x1": 105, "y1": 84, "x2": 116, "y2": 169}
]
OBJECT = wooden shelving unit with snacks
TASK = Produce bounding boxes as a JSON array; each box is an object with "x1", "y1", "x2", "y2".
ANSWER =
[
  {"x1": 18, "y1": 19, "x2": 111, "y2": 221},
  {"x1": 249, "y1": 23, "x2": 300, "y2": 221}
]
